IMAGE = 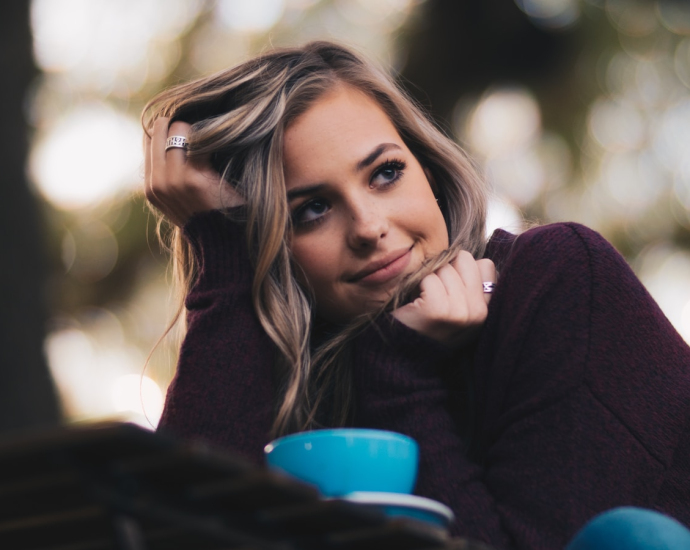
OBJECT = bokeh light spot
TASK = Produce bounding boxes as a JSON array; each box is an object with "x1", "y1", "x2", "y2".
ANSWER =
[
  {"x1": 357, "y1": 0, "x2": 414, "y2": 18},
  {"x1": 30, "y1": 103, "x2": 142, "y2": 209},
  {"x1": 652, "y1": 98, "x2": 690, "y2": 172},
  {"x1": 638, "y1": 245, "x2": 690, "y2": 342},
  {"x1": 485, "y1": 150, "x2": 546, "y2": 206},
  {"x1": 216, "y1": 0, "x2": 285, "y2": 32},
  {"x1": 657, "y1": 0, "x2": 690, "y2": 36},
  {"x1": 674, "y1": 39, "x2": 690, "y2": 88},
  {"x1": 468, "y1": 88, "x2": 541, "y2": 158},
  {"x1": 112, "y1": 374, "x2": 164, "y2": 426},
  {"x1": 588, "y1": 98, "x2": 645, "y2": 151},
  {"x1": 681, "y1": 299, "x2": 690, "y2": 339},
  {"x1": 605, "y1": 0, "x2": 658, "y2": 37},
  {"x1": 515, "y1": 0, "x2": 580, "y2": 29},
  {"x1": 66, "y1": 221, "x2": 119, "y2": 283},
  {"x1": 31, "y1": 0, "x2": 200, "y2": 93},
  {"x1": 601, "y1": 151, "x2": 666, "y2": 212},
  {"x1": 486, "y1": 197, "x2": 524, "y2": 238}
]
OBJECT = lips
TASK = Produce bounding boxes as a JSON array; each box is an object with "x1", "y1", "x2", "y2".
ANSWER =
[{"x1": 348, "y1": 246, "x2": 414, "y2": 286}]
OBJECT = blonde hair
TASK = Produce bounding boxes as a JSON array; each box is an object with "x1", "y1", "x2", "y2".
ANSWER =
[{"x1": 142, "y1": 41, "x2": 487, "y2": 436}]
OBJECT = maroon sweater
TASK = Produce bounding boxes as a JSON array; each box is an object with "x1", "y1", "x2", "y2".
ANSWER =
[{"x1": 158, "y1": 211, "x2": 690, "y2": 550}]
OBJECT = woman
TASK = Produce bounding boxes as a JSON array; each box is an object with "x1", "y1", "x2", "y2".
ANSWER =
[{"x1": 142, "y1": 42, "x2": 690, "y2": 549}]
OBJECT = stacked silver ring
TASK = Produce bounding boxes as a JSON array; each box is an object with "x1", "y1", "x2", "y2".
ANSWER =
[
  {"x1": 483, "y1": 282, "x2": 495, "y2": 294},
  {"x1": 165, "y1": 135, "x2": 188, "y2": 151}
]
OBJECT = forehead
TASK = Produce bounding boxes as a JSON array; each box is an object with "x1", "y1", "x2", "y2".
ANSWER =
[{"x1": 283, "y1": 86, "x2": 402, "y2": 182}]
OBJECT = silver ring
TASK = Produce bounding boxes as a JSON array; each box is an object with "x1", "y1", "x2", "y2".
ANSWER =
[
  {"x1": 165, "y1": 135, "x2": 188, "y2": 151},
  {"x1": 482, "y1": 282, "x2": 495, "y2": 293}
]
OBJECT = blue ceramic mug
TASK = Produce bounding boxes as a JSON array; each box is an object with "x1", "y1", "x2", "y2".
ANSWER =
[{"x1": 264, "y1": 428, "x2": 419, "y2": 497}]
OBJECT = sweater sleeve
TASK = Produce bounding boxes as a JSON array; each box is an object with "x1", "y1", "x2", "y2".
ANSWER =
[
  {"x1": 156, "y1": 210, "x2": 275, "y2": 465},
  {"x1": 351, "y1": 223, "x2": 690, "y2": 549}
]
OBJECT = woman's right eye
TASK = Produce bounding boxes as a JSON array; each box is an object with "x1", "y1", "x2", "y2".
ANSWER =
[{"x1": 293, "y1": 198, "x2": 330, "y2": 227}]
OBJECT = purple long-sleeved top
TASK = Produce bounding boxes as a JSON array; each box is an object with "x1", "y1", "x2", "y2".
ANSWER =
[{"x1": 158, "y1": 211, "x2": 690, "y2": 549}]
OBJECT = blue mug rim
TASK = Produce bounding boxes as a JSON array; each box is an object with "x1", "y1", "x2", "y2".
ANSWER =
[{"x1": 264, "y1": 428, "x2": 417, "y2": 454}]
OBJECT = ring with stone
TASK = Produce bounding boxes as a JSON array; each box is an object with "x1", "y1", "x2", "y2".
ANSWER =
[{"x1": 482, "y1": 282, "x2": 495, "y2": 294}]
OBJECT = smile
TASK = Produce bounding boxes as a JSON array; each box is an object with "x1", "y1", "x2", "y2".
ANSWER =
[{"x1": 348, "y1": 247, "x2": 413, "y2": 286}]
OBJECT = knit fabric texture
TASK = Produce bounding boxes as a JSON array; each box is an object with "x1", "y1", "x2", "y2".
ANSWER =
[{"x1": 158, "y1": 211, "x2": 690, "y2": 550}]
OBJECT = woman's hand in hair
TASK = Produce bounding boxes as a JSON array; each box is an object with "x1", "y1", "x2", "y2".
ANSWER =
[
  {"x1": 144, "y1": 118, "x2": 243, "y2": 226},
  {"x1": 392, "y1": 252, "x2": 496, "y2": 348}
]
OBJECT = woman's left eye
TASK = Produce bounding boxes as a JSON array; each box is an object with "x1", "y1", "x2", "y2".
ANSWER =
[{"x1": 371, "y1": 159, "x2": 406, "y2": 188}]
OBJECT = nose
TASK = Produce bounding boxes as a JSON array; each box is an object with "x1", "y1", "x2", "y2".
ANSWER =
[{"x1": 346, "y1": 199, "x2": 389, "y2": 250}]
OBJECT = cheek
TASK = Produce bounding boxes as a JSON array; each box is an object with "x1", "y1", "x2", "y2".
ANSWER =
[
  {"x1": 430, "y1": 205, "x2": 450, "y2": 249},
  {"x1": 396, "y1": 182, "x2": 449, "y2": 248},
  {"x1": 290, "y1": 237, "x2": 335, "y2": 291}
]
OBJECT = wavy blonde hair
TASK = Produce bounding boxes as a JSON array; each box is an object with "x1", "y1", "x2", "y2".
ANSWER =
[{"x1": 142, "y1": 41, "x2": 487, "y2": 436}]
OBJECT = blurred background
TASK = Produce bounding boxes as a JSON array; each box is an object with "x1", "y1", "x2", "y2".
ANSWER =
[{"x1": 2, "y1": 0, "x2": 689, "y2": 435}]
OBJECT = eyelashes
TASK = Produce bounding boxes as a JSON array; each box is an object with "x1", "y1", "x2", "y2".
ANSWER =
[
  {"x1": 371, "y1": 158, "x2": 406, "y2": 188},
  {"x1": 290, "y1": 157, "x2": 407, "y2": 229},
  {"x1": 292, "y1": 198, "x2": 330, "y2": 227}
]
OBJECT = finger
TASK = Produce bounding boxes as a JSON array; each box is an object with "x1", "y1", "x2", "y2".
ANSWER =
[
  {"x1": 477, "y1": 258, "x2": 497, "y2": 305},
  {"x1": 166, "y1": 121, "x2": 191, "y2": 158},
  {"x1": 416, "y1": 272, "x2": 449, "y2": 310},
  {"x1": 393, "y1": 271, "x2": 446, "y2": 323},
  {"x1": 434, "y1": 262, "x2": 477, "y2": 325},
  {"x1": 391, "y1": 274, "x2": 441, "y2": 332},
  {"x1": 451, "y1": 251, "x2": 482, "y2": 293},
  {"x1": 434, "y1": 263, "x2": 467, "y2": 300},
  {"x1": 151, "y1": 117, "x2": 170, "y2": 164},
  {"x1": 150, "y1": 117, "x2": 171, "y2": 194},
  {"x1": 449, "y1": 251, "x2": 487, "y2": 319},
  {"x1": 165, "y1": 121, "x2": 192, "y2": 183}
]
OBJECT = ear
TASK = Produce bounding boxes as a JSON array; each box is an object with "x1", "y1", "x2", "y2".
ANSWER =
[{"x1": 423, "y1": 166, "x2": 440, "y2": 197}]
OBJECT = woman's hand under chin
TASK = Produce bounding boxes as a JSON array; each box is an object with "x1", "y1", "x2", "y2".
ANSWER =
[
  {"x1": 144, "y1": 118, "x2": 244, "y2": 227},
  {"x1": 392, "y1": 251, "x2": 496, "y2": 348}
]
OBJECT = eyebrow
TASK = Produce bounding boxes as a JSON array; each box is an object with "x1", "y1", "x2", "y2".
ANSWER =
[
  {"x1": 287, "y1": 183, "x2": 326, "y2": 202},
  {"x1": 286, "y1": 143, "x2": 403, "y2": 202},
  {"x1": 355, "y1": 143, "x2": 402, "y2": 172}
]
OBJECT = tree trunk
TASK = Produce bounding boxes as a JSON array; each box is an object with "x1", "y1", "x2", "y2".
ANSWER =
[{"x1": 0, "y1": 2, "x2": 61, "y2": 433}]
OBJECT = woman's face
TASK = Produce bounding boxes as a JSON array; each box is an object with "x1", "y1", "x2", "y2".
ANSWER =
[{"x1": 283, "y1": 85, "x2": 449, "y2": 323}]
